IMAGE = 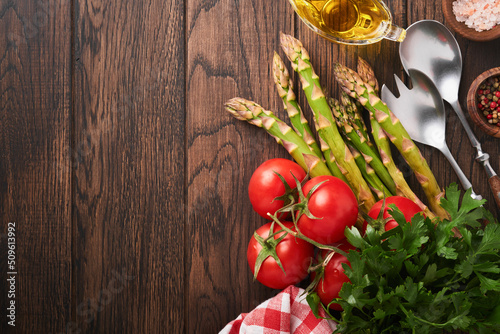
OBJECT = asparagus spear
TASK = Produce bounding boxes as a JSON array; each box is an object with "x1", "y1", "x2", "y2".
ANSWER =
[
  {"x1": 333, "y1": 63, "x2": 447, "y2": 219},
  {"x1": 370, "y1": 118, "x2": 435, "y2": 218},
  {"x1": 272, "y1": 52, "x2": 323, "y2": 159},
  {"x1": 272, "y1": 52, "x2": 348, "y2": 182},
  {"x1": 357, "y1": 57, "x2": 379, "y2": 94},
  {"x1": 225, "y1": 97, "x2": 332, "y2": 178},
  {"x1": 349, "y1": 144, "x2": 392, "y2": 200},
  {"x1": 339, "y1": 92, "x2": 371, "y2": 146},
  {"x1": 355, "y1": 58, "x2": 435, "y2": 218},
  {"x1": 331, "y1": 97, "x2": 397, "y2": 195},
  {"x1": 279, "y1": 33, "x2": 376, "y2": 211},
  {"x1": 315, "y1": 129, "x2": 351, "y2": 183}
]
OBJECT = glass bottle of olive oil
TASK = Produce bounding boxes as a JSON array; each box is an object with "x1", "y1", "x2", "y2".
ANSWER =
[{"x1": 289, "y1": 0, "x2": 405, "y2": 44}]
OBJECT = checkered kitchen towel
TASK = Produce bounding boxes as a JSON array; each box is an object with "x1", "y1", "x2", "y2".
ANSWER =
[{"x1": 219, "y1": 285, "x2": 337, "y2": 334}]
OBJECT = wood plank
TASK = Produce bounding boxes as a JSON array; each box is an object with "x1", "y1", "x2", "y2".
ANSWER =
[
  {"x1": 0, "y1": 0, "x2": 72, "y2": 332},
  {"x1": 293, "y1": 0, "x2": 413, "y2": 207},
  {"x1": 357, "y1": 0, "x2": 407, "y2": 92},
  {"x1": 408, "y1": 0, "x2": 500, "y2": 216},
  {"x1": 185, "y1": 0, "x2": 294, "y2": 332},
  {"x1": 455, "y1": 37, "x2": 500, "y2": 217},
  {"x1": 72, "y1": 0, "x2": 186, "y2": 332}
]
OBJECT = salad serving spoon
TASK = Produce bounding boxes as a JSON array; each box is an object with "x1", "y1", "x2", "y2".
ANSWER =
[
  {"x1": 399, "y1": 20, "x2": 500, "y2": 208},
  {"x1": 382, "y1": 69, "x2": 482, "y2": 200}
]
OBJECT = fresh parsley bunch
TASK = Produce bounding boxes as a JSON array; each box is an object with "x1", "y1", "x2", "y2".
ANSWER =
[{"x1": 309, "y1": 185, "x2": 500, "y2": 333}]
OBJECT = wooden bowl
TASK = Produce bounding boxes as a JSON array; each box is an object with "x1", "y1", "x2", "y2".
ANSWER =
[
  {"x1": 442, "y1": 0, "x2": 500, "y2": 42},
  {"x1": 466, "y1": 67, "x2": 500, "y2": 138}
]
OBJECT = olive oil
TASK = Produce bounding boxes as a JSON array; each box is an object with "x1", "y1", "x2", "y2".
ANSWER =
[{"x1": 291, "y1": 0, "x2": 396, "y2": 43}]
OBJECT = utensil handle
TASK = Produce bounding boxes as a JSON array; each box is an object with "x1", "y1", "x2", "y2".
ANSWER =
[
  {"x1": 451, "y1": 100, "x2": 500, "y2": 202},
  {"x1": 440, "y1": 144, "x2": 481, "y2": 199},
  {"x1": 488, "y1": 175, "x2": 500, "y2": 209},
  {"x1": 449, "y1": 99, "x2": 482, "y2": 150}
]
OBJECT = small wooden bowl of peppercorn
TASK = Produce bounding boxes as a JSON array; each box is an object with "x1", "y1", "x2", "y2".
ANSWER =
[{"x1": 467, "y1": 67, "x2": 500, "y2": 138}]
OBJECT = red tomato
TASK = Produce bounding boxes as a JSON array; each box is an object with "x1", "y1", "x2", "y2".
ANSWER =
[
  {"x1": 247, "y1": 221, "x2": 314, "y2": 290},
  {"x1": 368, "y1": 196, "x2": 424, "y2": 231},
  {"x1": 297, "y1": 176, "x2": 358, "y2": 245},
  {"x1": 248, "y1": 159, "x2": 307, "y2": 219},
  {"x1": 313, "y1": 242, "x2": 355, "y2": 311}
]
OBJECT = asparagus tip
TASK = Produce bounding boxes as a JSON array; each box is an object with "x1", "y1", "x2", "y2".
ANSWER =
[
  {"x1": 225, "y1": 97, "x2": 263, "y2": 122},
  {"x1": 357, "y1": 57, "x2": 379, "y2": 93},
  {"x1": 280, "y1": 32, "x2": 307, "y2": 62},
  {"x1": 272, "y1": 52, "x2": 291, "y2": 91}
]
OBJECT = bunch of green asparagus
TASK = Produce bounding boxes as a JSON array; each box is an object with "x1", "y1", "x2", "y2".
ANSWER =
[{"x1": 225, "y1": 33, "x2": 445, "y2": 219}]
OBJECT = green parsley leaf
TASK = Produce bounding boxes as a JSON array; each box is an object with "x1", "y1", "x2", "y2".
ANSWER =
[{"x1": 329, "y1": 185, "x2": 500, "y2": 333}]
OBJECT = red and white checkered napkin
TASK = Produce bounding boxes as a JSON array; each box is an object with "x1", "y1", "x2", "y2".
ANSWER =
[{"x1": 219, "y1": 285, "x2": 337, "y2": 334}]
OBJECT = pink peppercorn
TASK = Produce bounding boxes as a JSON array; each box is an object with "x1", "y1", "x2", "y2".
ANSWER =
[{"x1": 477, "y1": 77, "x2": 500, "y2": 124}]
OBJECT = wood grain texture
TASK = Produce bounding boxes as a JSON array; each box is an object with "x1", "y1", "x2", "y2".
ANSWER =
[
  {"x1": 358, "y1": 0, "x2": 406, "y2": 91},
  {"x1": 460, "y1": 36, "x2": 500, "y2": 216},
  {"x1": 0, "y1": 0, "x2": 71, "y2": 332},
  {"x1": 185, "y1": 0, "x2": 294, "y2": 332},
  {"x1": 72, "y1": 0, "x2": 185, "y2": 333},
  {"x1": 408, "y1": 0, "x2": 500, "y2": 217},
  {"x1": 0, "y1": 0, "x2": 499, "y2": 333}
]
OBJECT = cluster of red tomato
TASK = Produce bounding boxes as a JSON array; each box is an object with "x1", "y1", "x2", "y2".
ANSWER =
[{"x1": 246, "y1": 158, "x2": 423, "y2": 311}]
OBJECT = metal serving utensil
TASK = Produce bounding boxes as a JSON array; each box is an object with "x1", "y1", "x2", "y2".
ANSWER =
[
  {"x1": 399, "y1": 19, "x2": 500, "y2": 207},
  {"x1": 381, "y1": 68, "x2": 482, "y2": 200}
]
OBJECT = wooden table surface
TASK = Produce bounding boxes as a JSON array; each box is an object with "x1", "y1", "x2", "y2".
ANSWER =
[{"x1": 1, "y1": 0, "x2": 499, "y2": 333}]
